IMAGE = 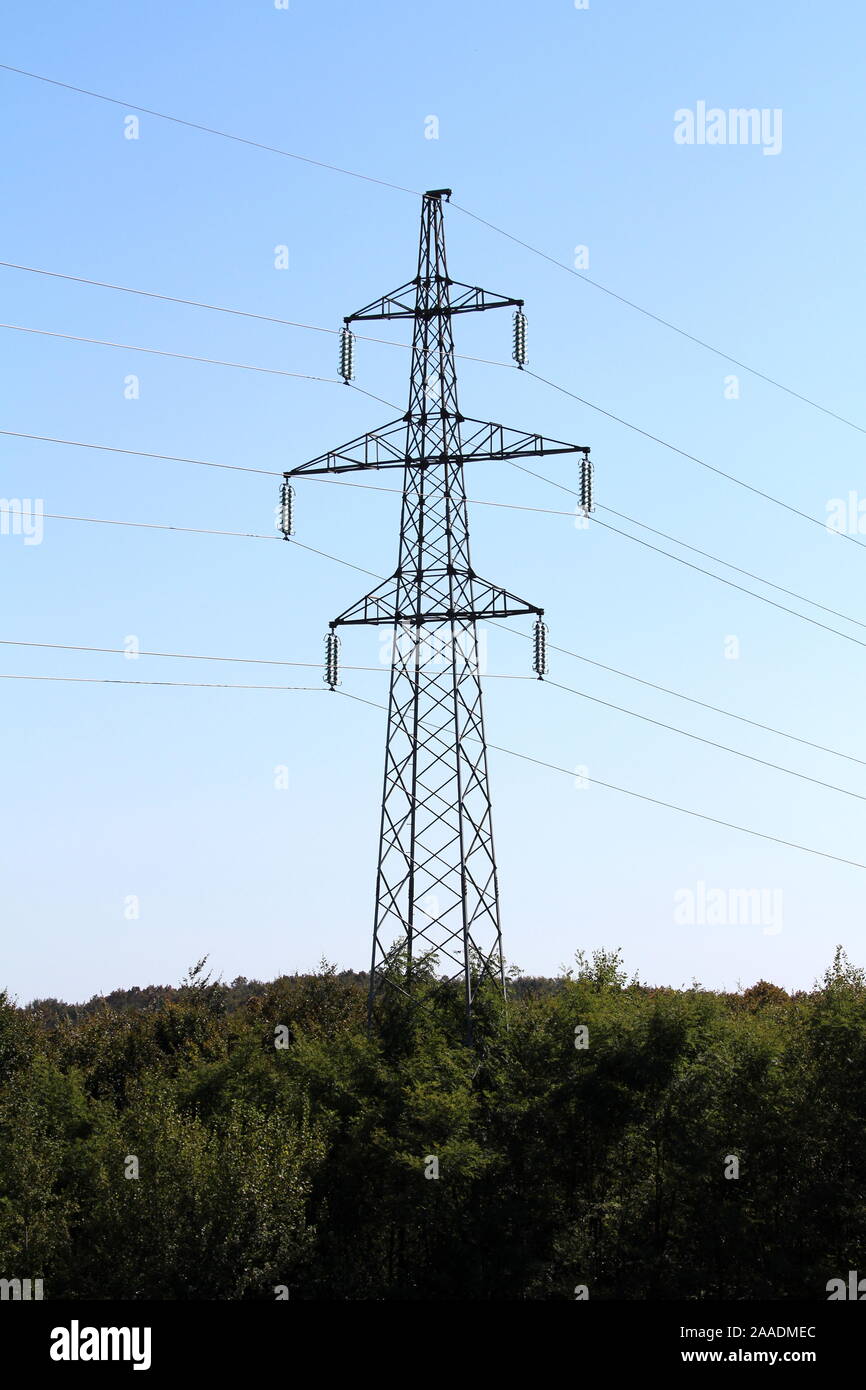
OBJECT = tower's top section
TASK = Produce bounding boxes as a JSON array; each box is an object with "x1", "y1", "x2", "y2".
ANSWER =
[
  {"x1": 286, "y1": 188, "x2": 591, "y2": 479},
  {"x1": 337, "y1": 191, "x2": 523, "y2": 325}
]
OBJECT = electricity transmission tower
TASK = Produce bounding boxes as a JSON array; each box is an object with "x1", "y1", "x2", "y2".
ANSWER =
[{"x1": 284, "y1": 189, "x2": 591, "y2": 1037}]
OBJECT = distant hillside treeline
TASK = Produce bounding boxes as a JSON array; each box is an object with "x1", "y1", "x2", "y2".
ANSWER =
[
  {"x1": 2, "y1": 948, "x2": 865, "y2": 1300},
  {"x1": 23, "y1": 968, "x2": 562, "y2": 1022}
]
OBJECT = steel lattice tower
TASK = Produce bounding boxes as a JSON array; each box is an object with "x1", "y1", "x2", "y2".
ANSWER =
[{"x1": 285, "y1": 189, "x2": 590, "y2": 1036}]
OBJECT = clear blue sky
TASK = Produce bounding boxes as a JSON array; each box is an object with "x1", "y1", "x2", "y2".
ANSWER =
[{"x1": 3, "y1": 0, "x2": 866, "y2": 1004}]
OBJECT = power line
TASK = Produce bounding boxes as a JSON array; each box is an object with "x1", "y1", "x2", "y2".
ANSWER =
[
  {"x1": 4, "y1": 516, "x2": 863, "y2": 859},
  {"x1": 0, "y1": 638, "x2": 384, "y2": 672},
  {"x1": 8, "y1": 422, "x2": 866, "y2": 641},
  {"x1": 8, "y1": 461, "x2": 866, "y2": 657},
  {"x1": 3, "y1": 256, "x2": 858, "y2": 557},
  {"x1": 6, "y1": 286, "x2": 865, "y2": 784},
  {"x1": 0, "y1": 325, "x2": 434, "y2": 421},
  {"x1": 5, "y1": 632, "x2": 864, "y2": 782},
  {"x1": 0, "y1": 636, "x2": 535, "y2": 696},
  {"x1": 0, "y1": 259, "x2": 384, "y2": 340},
  {"x1": 4, "y1": 62, "x2": 862, "y2": 439},
  {"x1": 492, "y1": 621, "x2": 866, "y2": 770},
  {"x1": 504, "y1": 470, "x2": 866, "y2": 654},
  {"x1": 0, "y1": 322, "x2": 342, "y2": 383},
  {"x1": 3, "y1": 261, "x2": 861, "y2": 581},
  {"x1": 0, "y1": 504, "x2": 380, "y2": 576},
  {"x1": 336, "y1": 688, "x2": 866, "y2": 873},
  {"x1": 9, "y1": 302, "x2": 861, "y2": 582},
  {"x1": 6, "y1": 73, "x2": 864, "y2": 895},
  {"x1": 599, "y1": 503, "x2": 866, "y2": 630},
  {"x1": 590, "y1": 512, "x2": 866, "y2": 653},
  {"x1": 509, "y1": 462, "x2": 866, "y2": 632},
  {"x1": 522, "y1": 370, "x2": 866, "y2": 553},
  {"x1": 2, "y1": 274, "x2": 857, "y2": 567},
  {"x1": 17, "y1": 477, "x2": 866, "y2": 689},
  {"x1": 14, "y1": 309, "x2": 862, "y2": 647},
  {"x1": 451, "y1": 203, "x2": 866, "y2": 438},
  {"x1": 0, "y1": 428, "x2": 281, "y2": 477},
  {"x1": 491, "y1": 738, "x2": 866, "y2": 873},
  {"x1": 3, "y1": 654, "x2": 861, "y2": 867},
  {"x1": 0, "y1": 672, "x2": 326, "y2": 690},
  {"x1": 0, "y1": 64, "x2": 419, "y2": 197},
  {"x1": 2, "y1": 506, "x2": 277, "y2": 540},
  {"x1": 543, "y1": 677, "x2": 866, "y2": 806},
  {"x1": 7, "y1": 630, "x2": 859, "y2": 801},
  {"x1": 0, "y1": 260, "x2": 507, "y2": 369},
  {"x1": 9, "y1": 661, "x2": 861, "y2": 867}
]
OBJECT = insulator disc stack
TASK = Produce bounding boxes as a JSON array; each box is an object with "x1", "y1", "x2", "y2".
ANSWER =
[
  {"x1": 279, "y1": 479, "x2": 295, "y2": 539},
  {"x1": 512, "y1": 308, "x2": 527, "y2": 368},
  {"x1": 325, "y1": 630, "x2": 341, "y2": 689},
  {"x1": 579, "y1": 454, "x2": 594, "y2": 515},
  {"x1": 339, "y1": 326, "x2": 355, "y2": 383},
  {"x1": 533, "y1": 617, "x2": 548, "y2": 679}
]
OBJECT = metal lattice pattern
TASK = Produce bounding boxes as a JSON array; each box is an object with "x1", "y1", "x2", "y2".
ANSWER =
[
  {"x1": 376, "y1": 618, "x2": 501, "y2": 994},
  {"x1": 286, "y1": 189, "x2": 590, "y2": 1037}
]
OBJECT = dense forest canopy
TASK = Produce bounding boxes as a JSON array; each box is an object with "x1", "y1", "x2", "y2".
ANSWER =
[{"x1": 2, "y1": 947, "x2": 865, "y2": 1300}]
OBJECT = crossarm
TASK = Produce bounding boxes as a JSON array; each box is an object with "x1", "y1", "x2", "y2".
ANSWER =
[
  {"x1": 330, "y1": 572, "x2": 541, "y2": 628},
  {"x1": 345, "y1": 279, "x2": 523, "y2": 323},
  {"x1": 286, "y1": 418, "x2": 589, "y2": 478}
]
